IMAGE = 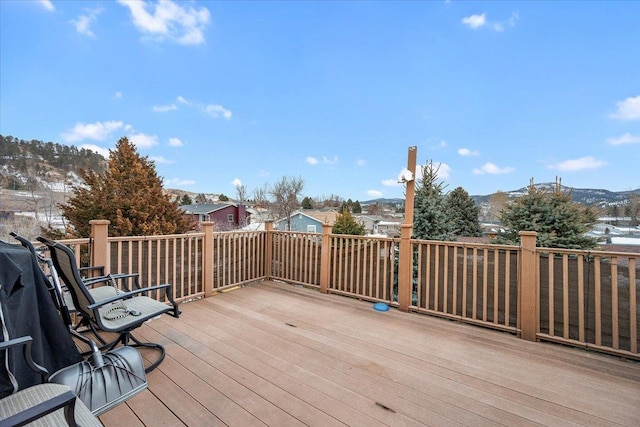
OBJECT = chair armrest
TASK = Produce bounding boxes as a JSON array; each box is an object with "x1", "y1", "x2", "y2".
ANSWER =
[
  {"x1": 0, "y1": 336, "x2": 49, "y2": 380},
  {"x1": 2, "y1": 389, "x2": 77, "y2": 427},
  {"x1": 83, "y1": 273, "x2": 139, "y2": 292},
  {"x1": 78, "y1": 265, "x2": 105, "y2": 277},
  {"x1": 87, "y1": 283, "x2": 172, "y2": 310}
]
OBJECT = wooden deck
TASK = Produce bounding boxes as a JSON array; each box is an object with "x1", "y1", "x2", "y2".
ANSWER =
[{"x1": 98, "y1": 280, "x2": 640, "y2": 427}]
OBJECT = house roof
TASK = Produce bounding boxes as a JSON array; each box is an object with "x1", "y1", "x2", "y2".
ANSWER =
[
  {"x1": 275, "y1": 210, "x2": 340, "y2": 226},
  {"x1": 179, "y1": 203, "x2": 237, "y2": 214},
  {"x1": 302, "y1": 210, "x2": 340, "y2": 225}
]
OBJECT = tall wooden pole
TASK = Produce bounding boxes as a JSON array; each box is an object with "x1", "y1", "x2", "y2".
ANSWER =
[
  {"x1": 403, "y1": 146, "x2": 417, "y2": 226},
  {"x1": 398, "y1": 146, "x2": 417, "y2": 311}
]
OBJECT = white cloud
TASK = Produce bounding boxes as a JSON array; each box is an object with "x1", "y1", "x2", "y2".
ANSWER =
[
  {"x1": 62, "y1": 120, "x2": 124, "y2": 142},
  {"x1": 231, "y1": 178, "x2": 242, "y2": 187},
  {"x1": 165, "y1": 178, "x2": 195, "y2": 187},
  {"x1": 79, "y1": 144, "x2": 109, "y2": 158},
  {"x1": 323, "y1": 156, "x2": 338, "y2": 165},
  {"x1": 356, "y1": 159, "x2": 366, "y2": 167},
  {"x1": 306, "y1": 156, "x2": 319, "y2": 165},
  {"x1": 462, "y1": 14, "x2": 486, "y2": 29},
  {"x1": 384, "y1": 162, "x2": 451, "y2": 187},
  {"x1": 508, "y1": 11, "x2": 520, "y2": 27},
  {"x1": 168, "y1": 137, "x2": 183, "y2": 147},
  {"x1": 457, "y1": 148, "x2": 480, "y2": 156},
  {"x1": 472, "y1": 162, "x2": 515, "y2": 175},
  {"x1": 117, "y1": 0, "x2": 210, "y2": 45},
  {"x1": 415, "y1": 162, "x2": 451, "y2": 180},
  {"x1": 150, "y1": 156, "x2": 173, "y2": 164},
  {"x1": 152, "y1": 103, "x2": 177, "y2": 112},
  {"x1": 113, "y1": 91, "x2": 123, "y2": 99},
  {"x1": 128, "y1": 132, "x2": 158, "y2": 148},
  {"x1": 71, "y1": 8, "x2": 102, "y2": 37},
  {"x1": 607, "y1": 133, "x2": 640, "y2": 145},
  {"x1": 205, "y1": 104, "x2": 232, "y2": 120},
  {"x1": 610, "y1": 95, "x2": 640, "y2": 121},
  {"x1": 177, "y1": 95, "x2": 191, "y2": 105},
  {"x1": 462, "y1": 12, "x2": 518, "y2": 32},
  {"x1": 367, "y1": 190, "x2": 383, "y2": 198},
  {"x1": 548, "y1": 156, "x2": 606, "y2": 172},
  {"x1": 39, "y1": 0, "x2": 54, "y2": 12}
]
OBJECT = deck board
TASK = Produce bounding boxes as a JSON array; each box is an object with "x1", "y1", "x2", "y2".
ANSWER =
[{"x1": 100, "y1": 281, "x2": 640, "y2": 427}]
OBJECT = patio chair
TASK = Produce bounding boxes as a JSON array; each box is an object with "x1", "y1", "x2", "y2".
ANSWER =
[
  {"x1": 0, "y1": 233, "x2": 147, "y2": 416},
  {"x1": 37, "y1": 237, "x2": 181, "y2": 373},
  {"x1": 0, "y1": 336, "x2": 103, "y2": 427},
  {"x1": 10, "y1": 233, "x2": 126, "y2": 330}
]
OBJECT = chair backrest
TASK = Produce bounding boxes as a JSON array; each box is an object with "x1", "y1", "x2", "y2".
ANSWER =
[
  {"x1": 36, "y1": 237, "x2": 98, "y2": 324},
  {"x1": 11, "y1": 233, "x2": 74, "y2": 328}
]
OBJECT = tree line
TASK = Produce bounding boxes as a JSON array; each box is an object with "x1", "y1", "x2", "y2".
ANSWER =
[
  {"x1": 2, "y1": 132, "x2": 621, "y2": 250},
  {"x1": 0, "y1": 135, "x2": 107, "y2": 189}
]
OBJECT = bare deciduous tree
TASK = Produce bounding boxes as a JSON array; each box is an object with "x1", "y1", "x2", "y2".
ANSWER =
[
  {"x1": 252, "y1": 183, "x2": 269, "y2": 209},
  {"x1": 269, "y1": 176, "x2": 305, "y2": 230},
  {"x1": 236, "y1": 184, "x2": 247, "y2": 202}
]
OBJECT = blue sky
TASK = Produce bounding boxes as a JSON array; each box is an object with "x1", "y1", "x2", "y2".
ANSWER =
[{"x1": 1, "y1": 1, "x2": 639, "y2": 201}]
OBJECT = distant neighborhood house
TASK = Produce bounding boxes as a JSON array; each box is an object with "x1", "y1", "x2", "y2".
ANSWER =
[
  {"x1": 274, "y1": 210, "x2": 340, "y2": 233},
  {"x1": 180, "y1": 203, "x2": 250, "y2": 231},
  {"x1": 355, "y1": 214, "x2": 401, "y2": 237}
]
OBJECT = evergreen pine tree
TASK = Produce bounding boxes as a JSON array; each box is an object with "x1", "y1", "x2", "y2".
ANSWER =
[
  {"x1": 301, "y1": 196, "x2": 314, "y2": 209},
  {"x1": 352, "y1": 200, "x2": 362, "y2": 214},
  {"x1": 60, "y1": 137, "x2": 191, "y2": 237},
  {"x1": 493, "y1": 184, "x2": 597, "y2": 249},
  {"x1": 445, "y1": 187, "x2": 482, "y2": 237},
  {"x1": 332, "y1": 209, "x2": 365, "y2": 235},
  {"x1": 413, "y1": 161, "x2": 454, "y2": 241}
]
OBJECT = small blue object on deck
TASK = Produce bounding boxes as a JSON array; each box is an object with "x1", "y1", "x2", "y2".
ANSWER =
[{"x1": 373, "y1": 302, "x2": 389, "y2": 312}]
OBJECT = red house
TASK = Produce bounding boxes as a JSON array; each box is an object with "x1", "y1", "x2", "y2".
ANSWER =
[{"x1": 179, "y1": 203, "x2": 250, "y2": 231}]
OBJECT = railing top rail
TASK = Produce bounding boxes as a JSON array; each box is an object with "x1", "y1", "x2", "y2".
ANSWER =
[
  {"x1": 536, "y1": 246, "x2": 640, "y2": 257},
  {"x1": 107, "y1": 232, "x2": 205, "y2": 242},
  {"x1": 57, "y1": 238, "x2": 91, "y2": 245},
  {"x1": 409, "y1": 238, "x2": 519, "y2": 251}
]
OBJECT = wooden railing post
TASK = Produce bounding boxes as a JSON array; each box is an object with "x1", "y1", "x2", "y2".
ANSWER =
[
  {"x1": 90, "y1": 219, "x2": 110, "y2": 274},
  {"x1": 265, "y1": 221, "x2": 273, "y2": 279},
  {"x1": 519, "y1": 231, "x2": 538, "y2": 341},
  {"x1": 398, "y1": 146, "x2": 417, "y2": 312},
  {"x1": 320, "y1": 223, "x2": 332, "y2": 294},
  {"x1": 397, "y1": 224, "x2": 413, "y2": 311},
  {"x1": 201, "y1": 222, "x2": 215, "y2": 298}
]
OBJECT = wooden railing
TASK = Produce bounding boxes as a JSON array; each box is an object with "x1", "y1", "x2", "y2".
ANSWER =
[
  {"x1": 81, "y1": 220, "x2": 639, "y2": 360},
  {"x1": 536, "y1": 247, "x2": 638, "y2": 358},
  {"x1": 108, "y1": 233, "x2": 205, "y2": 302},
  {"x1": 411, "y1": 240, "x2": 519, "y2": 333}
]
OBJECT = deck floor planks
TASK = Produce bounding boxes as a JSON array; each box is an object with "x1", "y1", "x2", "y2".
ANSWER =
[
  {"x1": 138, "y1": 326, "x2": 308, "y2": 427},
  {"x1": 137, "y1": 352, "x2": 227, "y2": 426},
  {"x1": 202, "y1": 285, "x2": 575, "y2": 426},
  {"x1": 208, "y1": 282, "x2": 640, "y2": 426},
  {"x1": 136, "y1": 327, "x2": 283, "y2": 426},
  {"x1": 147, "y1": 304, "x2": 398, "y2": 427},
  {"x1": 99, "y1": 395, "x2": 146, "y2": 427},
  {"x1": 192, "y1": 290, "x2": 514, "y2": 426},
  {"x1": 155, "y1": 298, "x2": 448, "y2": 427},
  {"x1": 102, "y1": 280, "x2": 640, "y2": 426}
]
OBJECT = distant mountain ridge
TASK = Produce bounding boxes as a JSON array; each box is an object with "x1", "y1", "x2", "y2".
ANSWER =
[
  {"x1": 0, "y1": 134, "x2": 107, "y2": 191},
  {"x1": 1, "y1": 135, "x2": 637, "y2": 208},
  {"x1": 363, "y1": 183, "x2": 640, "y2": 208}
]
